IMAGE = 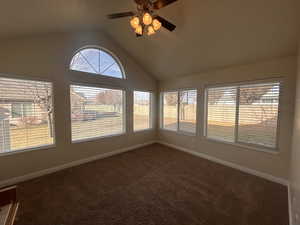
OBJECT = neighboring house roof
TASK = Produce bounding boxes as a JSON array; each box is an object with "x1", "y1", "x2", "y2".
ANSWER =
[{"x1": 0, "y1": 77, "x2": 86, "y2": 103}]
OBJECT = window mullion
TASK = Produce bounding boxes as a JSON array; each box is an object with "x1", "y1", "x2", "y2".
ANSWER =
[
  {"x1": 177, "y1": 91, "x2": 180, "y2": 132},
  {"x1": 161, "y1": 93, "x2": 164, "y2": 128},
  {"x1": 234, "y1": 87, "x2": 240, "y2": 144}
]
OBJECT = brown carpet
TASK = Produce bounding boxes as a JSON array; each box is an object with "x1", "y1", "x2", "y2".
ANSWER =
[{"x1": 14, "y1": 144, "x2": 289, "y2": 225}]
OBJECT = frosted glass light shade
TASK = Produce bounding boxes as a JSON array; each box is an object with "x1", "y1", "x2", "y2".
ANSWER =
[
  {"x1": 135, "y1": 25, "x2": 143, "y2": 35},
  {"x1": 130, "y1": 17, "x2": 140, "y2": 29},
  {"x1": 147, "y1": 26, "x2": 155, "y2": 35},
  {"x1": 152, "y1": 19, "x2": 162, "y2": 30},
  {"x1": 143, "y1": 13, "x2": 152, "y2": 25}
]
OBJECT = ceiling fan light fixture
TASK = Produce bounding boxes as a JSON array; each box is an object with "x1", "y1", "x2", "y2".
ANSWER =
[
  {"x1": 135, "y1": 25, "x2": 143, "y2": 35},
  {"x1": 152, "y1": 19, "x2": 162, "y2": 30},
  {"x1": 130, "y1": 16, "x2": 140, "y2": 29},
  {"x1": 147, "y1": 25, "x2": 156, "y2": 36},
  {"x1": 143, "y1": 12, "x2": 152, "y2": 25}
]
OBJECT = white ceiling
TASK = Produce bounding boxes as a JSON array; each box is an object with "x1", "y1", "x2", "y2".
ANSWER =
[{"x1": 0, "y1": 0, "x2": 299, "y2": 80}]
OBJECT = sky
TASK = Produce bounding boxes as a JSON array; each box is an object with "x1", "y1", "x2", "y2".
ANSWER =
[{"x1": 70, "y1": 48, "x2": 123, "y2": 78}]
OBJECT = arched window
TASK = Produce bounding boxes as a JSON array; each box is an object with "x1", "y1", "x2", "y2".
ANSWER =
[{"x1": 70, "y1": 47, "x2": 125, "y2": 79}]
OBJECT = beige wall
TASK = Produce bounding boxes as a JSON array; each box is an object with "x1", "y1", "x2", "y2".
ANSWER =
[
  {"x1": 158, "y1": 56, "x2": 296, "y2": 180},
  {"x1": 0, "y1": 31, "x2": 157, "y2": 182},
  {"x1": 290, "y1": 45, "x2": 300, "y2": 225}
]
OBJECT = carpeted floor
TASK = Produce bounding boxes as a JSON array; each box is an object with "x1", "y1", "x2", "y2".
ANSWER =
[{"x1": 14, "y1": 144, "x2": 289, "y2": 225}]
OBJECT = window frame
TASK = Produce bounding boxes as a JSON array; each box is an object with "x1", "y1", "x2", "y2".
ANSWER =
[
  {"x1": 133, "y1": 90, "x2": 154, "y2": 132},
  {"x1": 69, "y1": 46, "x2": 126, "y2": 79},
  {"x1": 69, "y1": 82, "x2": 127, "y2": 143},
  {"x1": 204, "y1": 79, "x2": 282, "y2": 153},
  {"x1": 0, "y1": 74, "x2": 56, "y2": 156},
  {"x1": 160, "y1": 88, "x2": 198, "y2": 136}
]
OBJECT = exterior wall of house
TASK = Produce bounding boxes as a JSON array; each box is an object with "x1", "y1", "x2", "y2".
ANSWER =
[
  {"x1": 158, "y1": 56, "x2": 296, "y2": 180},
  {"x1": 0, "y1": 31, "x2": 157, "y2": 182}
]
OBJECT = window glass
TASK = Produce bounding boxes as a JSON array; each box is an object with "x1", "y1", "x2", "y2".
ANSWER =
[
  {"x1": 70, "y1": 48, "x2": 124, "y2": 79},
  {"x1": 205, "y1": 81, "x2": 281, "y2": 150},
  {"x1": 179, "y1": 90, "x2": 197, "y2": 133},
  {"x1": 70, "y1": 85, "x2": 124, "y2": 141},
  {"x1": 237, "y1": 83, "x2": 280, "y2": 148},
  {"x1": 162, "y1": 92, "x2": 178, "y2": 131},
  {"x1": 0, "y1": 77, "x2": 54, "y2": 153},
  {"x1": 206, "y1": 87, "x2": 237, "y2": 142},
  {"x1": 134, "y1": 91, "x2": 152, "y2": 131}
]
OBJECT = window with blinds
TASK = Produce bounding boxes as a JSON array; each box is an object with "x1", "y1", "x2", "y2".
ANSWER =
[
  {"x1": 237, "y1": 83, "x2": 280, "y2": 148},
  {"x1": 162, "y1": 91, "x2": 178, "y2": 131},
  {"x1": 162, "y1": 90, "x2": 197, "y2": 134},
  {"x1": 206, "y1": 86, "x2": 237, "y2": 142},
  {"x1": 134, "y1": 91, "x2": 152, "y2": 131},
  {"x1": 205, "y1": 81, "x2": 281, "y2": 150},
  {"x1": 70, "y1": 85, "x2": 124, "y2": 142},
  {"x1": 0, "y1": 77, "x2": 54, "y2": 153},
  {"x1": 179, "y1": 90, "x2": 197, "y2": 133}
]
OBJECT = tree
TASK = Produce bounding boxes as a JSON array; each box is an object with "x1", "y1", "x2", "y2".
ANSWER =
[
  {"x1": 164, "y1": 93, "x2": 177, "y2": 106},
  {"x1": 30, "y1": 83, "x2": 54, "y2": 137},
  {"x1": 96, "y1": 90, "x2": 122, "y2": 111},
  {"x1": 239, "y1": 86, "x2": 271, "y2": 105}
]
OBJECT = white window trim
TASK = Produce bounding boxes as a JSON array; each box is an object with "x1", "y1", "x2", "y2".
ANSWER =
[
  {"x1": 160, "y1": 88, "x2": 197, "y2": 136},
  {"x1": 0, "y1": 74, "x2": 56, "y2": 156},
  {"x1": 69, "y1": 82, "x2": 126, "y2": 143},
  {"x1": 204, "y1": 78, "x2": 283, "y2": 154},
  {"x1": 0, "y1": 144, "x2": 56, "y2": 156},
  {"x1": 69, "y1": 46, "x2": 126, "y2": 79},
  {"x1": 133, "y1": 90, "x2": 155, "y2": 133}
]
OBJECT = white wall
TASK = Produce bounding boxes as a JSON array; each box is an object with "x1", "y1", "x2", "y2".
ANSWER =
[
  {"x1": 0, "y1": 31, "x2": 157, "y2": 182},
  {"x1": 290, "y1": 44, "x2": 300, "y2": 225},
  {"x1": 158, "y1": 56, "x2": 296, "y2": 180}
]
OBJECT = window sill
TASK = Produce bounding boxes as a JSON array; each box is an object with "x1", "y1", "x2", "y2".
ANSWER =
[
  {"x1": 133, "y1": 128, "x2": 155, "y2": 133},
  {"x1": 0, "y1": 144, "x2": 56, "y2": 157},
  {"x1": 204, "y1": 137, "x2": 279, "y2": 155},
  {"x1": 159, "y1": 128, "x2": 197, "y2": 137},
  {"x1": 72, "y1": 132, "x2": 126, "y2": 144}
]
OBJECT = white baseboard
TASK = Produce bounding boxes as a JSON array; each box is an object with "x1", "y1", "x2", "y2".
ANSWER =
[
  {"x1": 288, "y1": 184, "x2": 294, "y2": 225},
  {"x1": 0, "y1": 141, "x2": 156, "y2": 188},
  {"x1": 157, "y1": 141, "x2": 289, "y2": 186}
]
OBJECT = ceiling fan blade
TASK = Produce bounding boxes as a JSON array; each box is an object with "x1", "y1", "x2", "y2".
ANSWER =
[
  {"x1": 155, "y1": 16, "x2": 176, "y2": 31},
  {"x1": 153, "y1": 0, "x2": 178, "y2": 9},
  {"x1": 107, "y1": 11, "x2": 135, "y2": 19}
]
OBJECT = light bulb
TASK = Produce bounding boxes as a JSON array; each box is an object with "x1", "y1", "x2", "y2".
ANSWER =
[
  {"x1": 135, "y1": 25, "x2": 143, "y2": 35},
  {"x1": 130, "y1": 17, "x2": 140, "y2": 29},
  {"x1": 147, "y1": 25, "x2": 155, "y2": 36},
  {"x1": 143, "y1": 13, "x2": 152, "y2": 25},
  {"x1": 152, "y1": 19, "x2": 162, "y2": 31}
]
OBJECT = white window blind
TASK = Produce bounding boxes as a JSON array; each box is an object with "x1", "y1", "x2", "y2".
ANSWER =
[
  {"x1": 134, "y1": 91, "x2": 152, "y2": 131},
  {"x1": 0, "y1": 77, "x2": 54, "y2": 153},
  {"x1": 70, "y1": 85, "x2": 124, "y2": 142},
  {"x1": 206, "y1": 86, "x2": 237, "y2": 142},
  {"x1": 205, "y1": 81, "x2": 281, "y2": 150},
  {"x1": 179, "y1": 90, "x2": 197, "y2": 133},
  {"x1": 162, "y1": 92, "x2": 178, "y2": 131},
  {"x1": 237, "y1": 83, "x2": 280, "y2": 148}
]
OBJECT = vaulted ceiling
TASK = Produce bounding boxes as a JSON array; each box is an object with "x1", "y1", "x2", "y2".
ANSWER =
[{"x1": 0, "y1": 0, "x2": 298, "y2": 80}]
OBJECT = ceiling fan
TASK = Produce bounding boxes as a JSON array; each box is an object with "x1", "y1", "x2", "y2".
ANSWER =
[{"x1": 107, "y1": 0, "x2": 177, "y2": 37}]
